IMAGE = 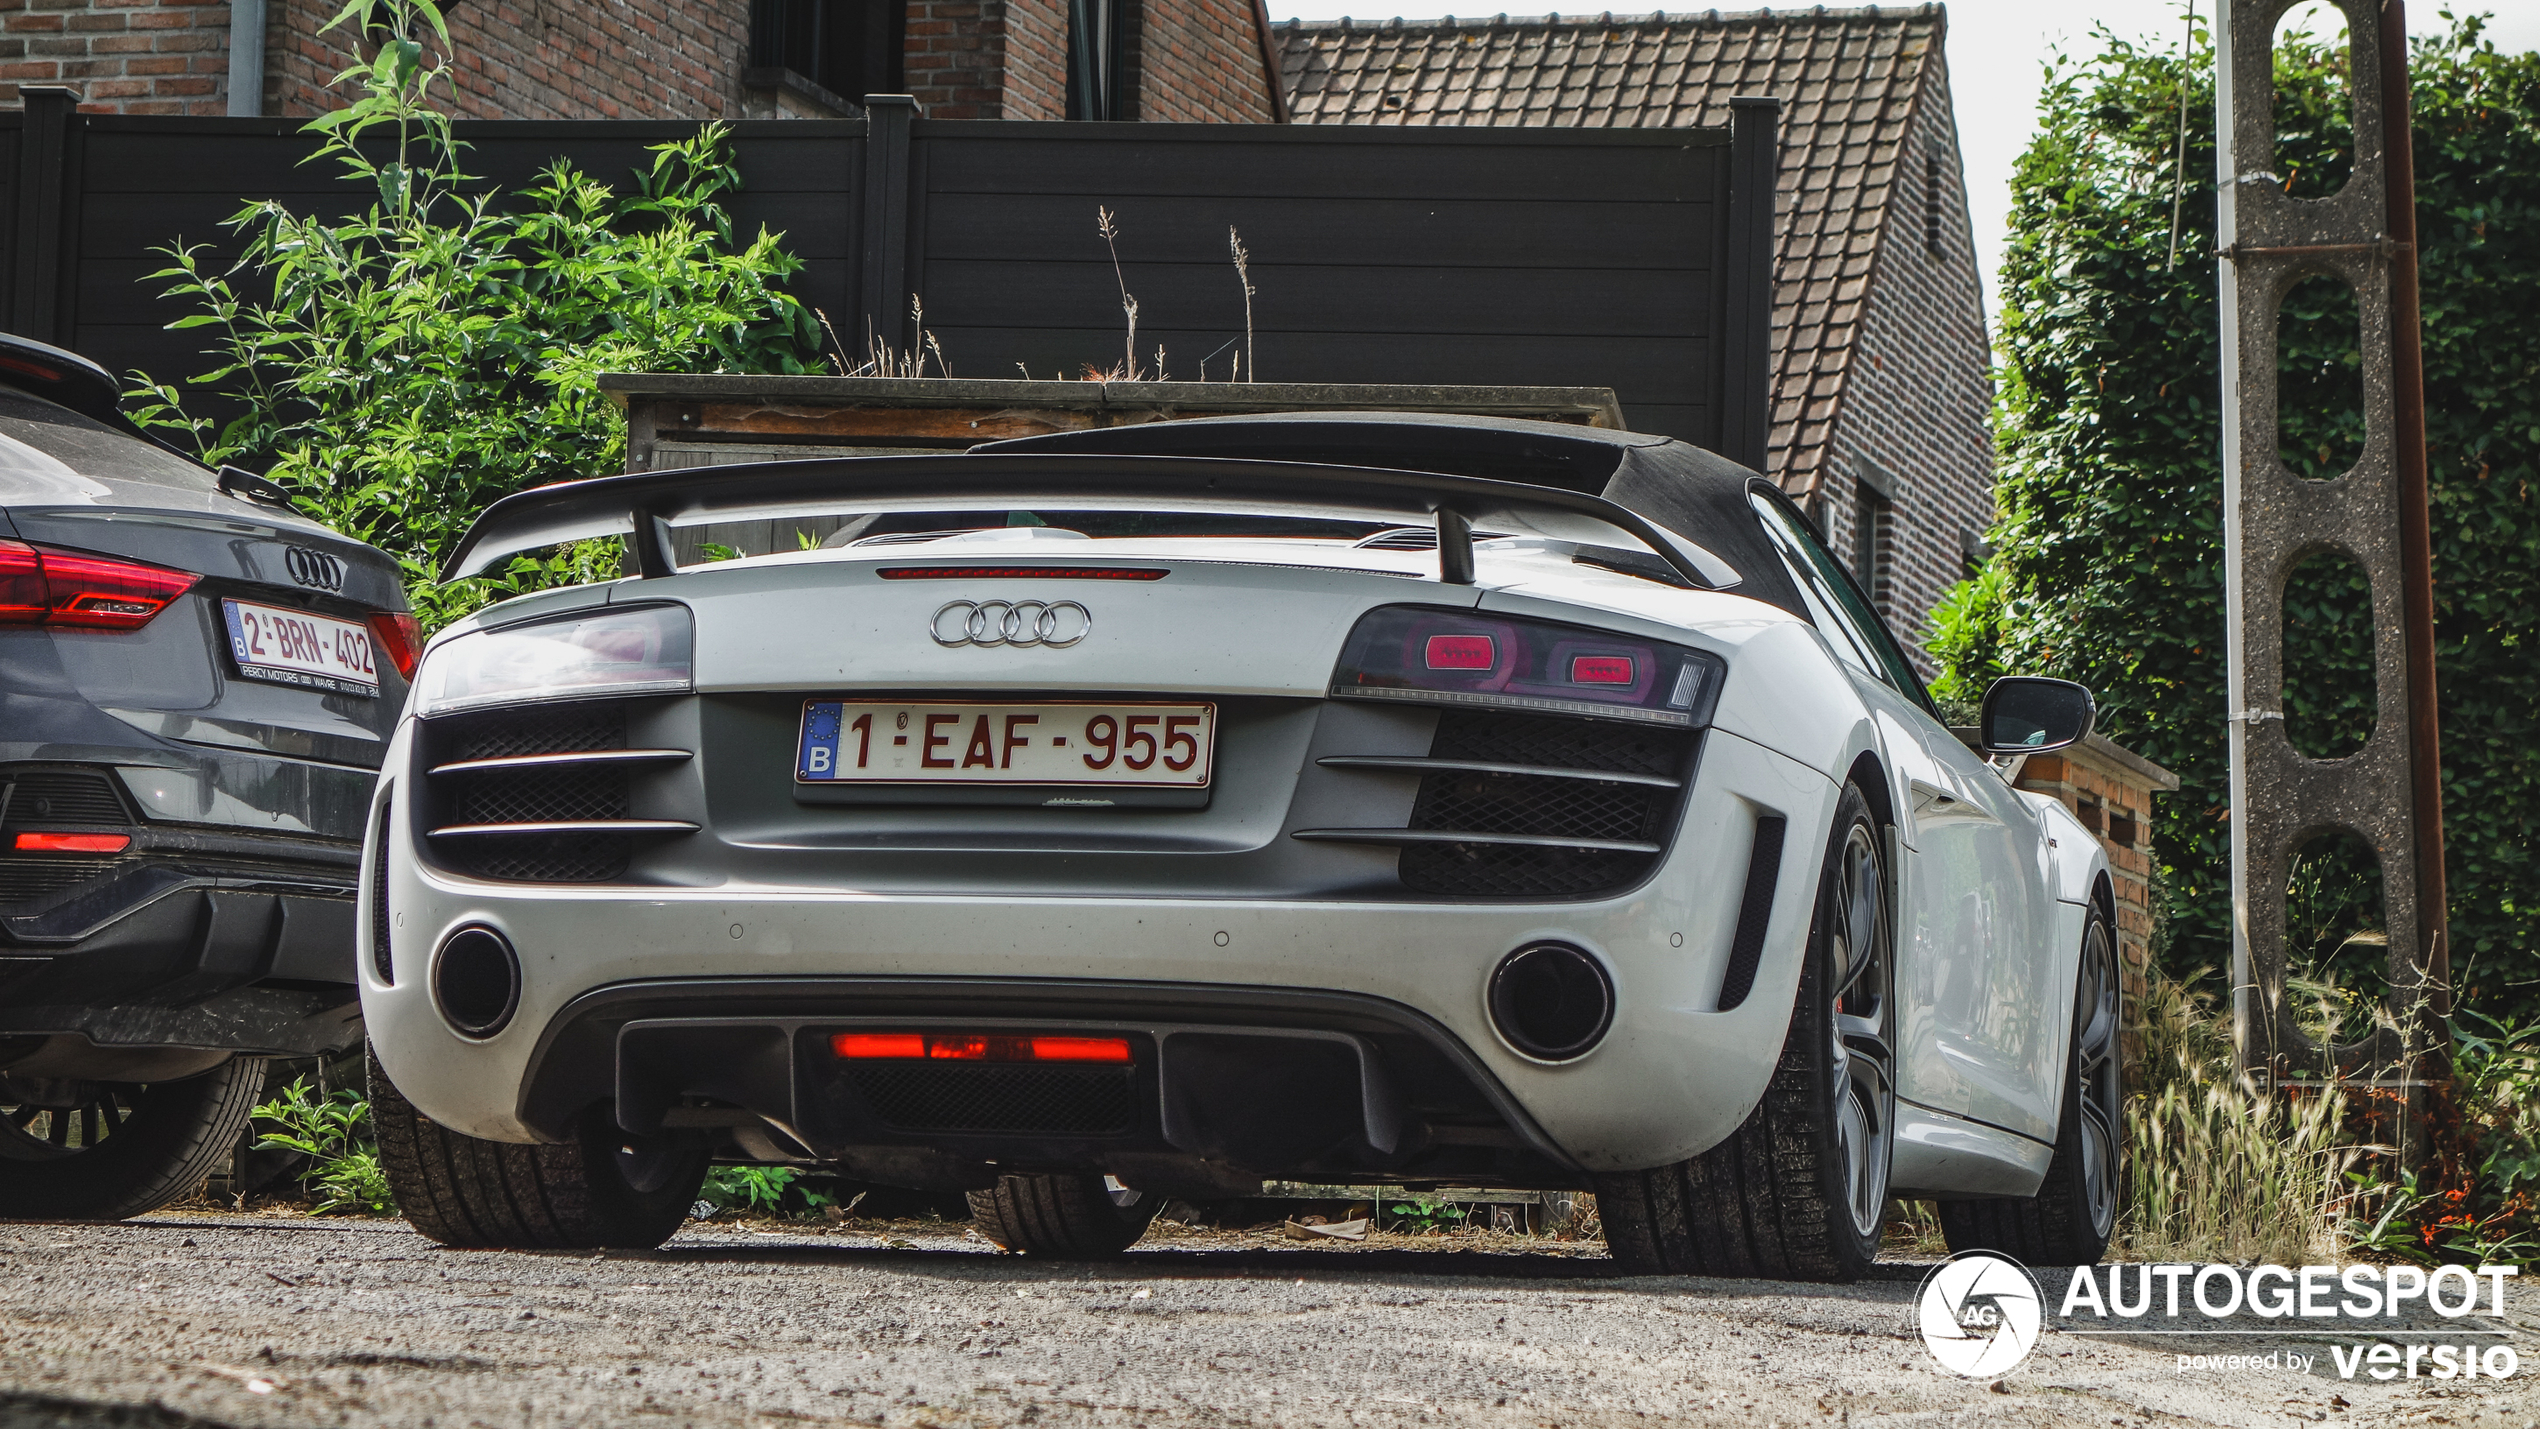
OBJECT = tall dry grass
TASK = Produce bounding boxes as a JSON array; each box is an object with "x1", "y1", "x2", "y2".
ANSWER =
[{"x1": 2119, "y1": 969, "x2": 2374, "y2": 1264}]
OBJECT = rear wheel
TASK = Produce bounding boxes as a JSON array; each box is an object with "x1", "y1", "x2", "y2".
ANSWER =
[
  {"x1": 1939, "y1": 904, "x2": 2121, "y2": 1265},
  {"x1": 369, "y1": 1046, "x2": 708, "y2": 1249},
  {"x1": 1597, "y1": 783, "x2": 1894, "y2": 1282},
  {"x1": 0, "y1": 1056, "x2": 265, "y2": 1220},
  {"x1": 969, "y1": 1173, "x2": 1159, "y2": 1256}
]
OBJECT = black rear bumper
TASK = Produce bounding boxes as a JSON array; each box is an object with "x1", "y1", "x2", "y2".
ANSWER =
[
  {"x1": 518, "y1": 977, "x2": 1586, "y2": 1196},
  {"x1": 0, "y1": 861, "x2": 362, "y2": 1060}
]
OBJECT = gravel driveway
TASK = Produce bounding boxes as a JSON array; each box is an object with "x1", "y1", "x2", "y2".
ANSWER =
[{"x1": 3, "y1": 1215, "x2": 2534, "y2": 1428}]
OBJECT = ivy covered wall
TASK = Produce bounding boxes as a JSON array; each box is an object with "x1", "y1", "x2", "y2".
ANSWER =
[{"x1": 1930, "y1": 15, "x2": 2539, "y2": 1021}]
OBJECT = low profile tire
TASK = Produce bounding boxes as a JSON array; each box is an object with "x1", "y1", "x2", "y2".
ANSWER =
[
  {"x1": 0, "y1": 1056, "x2": 265, "y2": 1220},
  {"x1": 369, "y1": 1046, "x2": 708, "y2": 1250},
  {"x1": 1939, "y1": 903, "x2": 2121, "y2": 1266},
  {"x1": 1597, "y1": 782, "x2": 1895, "y2": 1283},
  {"x1": 969, "y1": 1174, "x2": 1160, "y2": 1256}
]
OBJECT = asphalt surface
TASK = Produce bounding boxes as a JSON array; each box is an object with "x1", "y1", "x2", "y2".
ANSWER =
[{"x1": 3, "y1": 1214, "x2": 2536, "y2": 1428}]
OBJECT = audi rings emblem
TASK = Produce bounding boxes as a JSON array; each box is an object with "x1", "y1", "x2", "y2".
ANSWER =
[
  {"x1": 931, "y1": 600, "x2": 1092, "y2": 649},
  {"x1": 282, "y1": 546, "x2": 346, "y2": 591}
]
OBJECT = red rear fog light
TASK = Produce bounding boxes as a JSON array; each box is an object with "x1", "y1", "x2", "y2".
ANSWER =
[
  {"x1": 1424, "y1": 634, "x2": 1496, "y2": 670},
  {"x1": 14, "y1": 832, "x2": 131, "y2": 853},
  {"x1": 829, "y1": 1032, "x2": 1131, "y2": 1064},
  {"x1": 1571, "y1": 655, "x2": 1636, "y2": 685}
]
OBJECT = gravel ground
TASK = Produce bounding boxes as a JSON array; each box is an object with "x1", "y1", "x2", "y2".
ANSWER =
[{"x1": 3, "y1": 1212, "x2": 2536, "y2": 1428}]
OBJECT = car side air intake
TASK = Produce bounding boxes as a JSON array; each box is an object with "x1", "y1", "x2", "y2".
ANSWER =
[{"x1": 1714, "y1": 812, "x2": 1788, "y2": 1012}]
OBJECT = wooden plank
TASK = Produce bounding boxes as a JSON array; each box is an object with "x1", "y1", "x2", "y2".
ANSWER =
[
  {"x1": 922, "y1": 193, "x2": 1705, "y2": 269},
  {"x1": 924, "y1": 133, "x2": 1719, "y2": 204},
  {"x1": 924, "y1": 325, "x2": 1705, "y2": 403},
  {"x1": 680, "y1": 401, "x2": 1108, "y2": 443},
  {"x1": 917, "y1": 259, "x2": 1707, "y2": 339}
]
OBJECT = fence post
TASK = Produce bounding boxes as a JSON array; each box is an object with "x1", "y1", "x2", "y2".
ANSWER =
[
  {"x1": 2213, "y1": 0, "x2": 2447, "y2": 1109},
  {"x1": 1720, "y1": 96, "x2": 1779, "y2": 471},
  {"x1": 858, "y1": 94, "x2": 923, "y2": 357},
  {"x1": 10, "y1": 86, "x2": 81, "y2": 346}
]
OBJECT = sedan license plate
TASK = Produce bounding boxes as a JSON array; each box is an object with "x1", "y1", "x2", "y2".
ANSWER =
[
  {"x1": 220, "y1": 598, "x2": 380, "y2": 697},
  {"x1": 796, "y1": 701, "x2": 1214, "y2": 788}
]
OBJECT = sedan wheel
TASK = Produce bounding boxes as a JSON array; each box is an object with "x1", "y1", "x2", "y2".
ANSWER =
[{"x1": 0, "y1": 1057, "x2": 266, "y2": 1220}]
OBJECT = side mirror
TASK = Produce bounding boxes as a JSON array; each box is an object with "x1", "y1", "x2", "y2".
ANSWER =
[{"x1": 1980, "y1": 677, "x2": 2096, "y2": 755}]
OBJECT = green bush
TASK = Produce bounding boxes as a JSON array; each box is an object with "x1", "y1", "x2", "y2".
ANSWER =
[
  {"x1": 1938, "y1": 13, "x2": 2540, "y2": 1020},
  {"x1": 129, "y1": 0, "x2": 822, "y2": 630}
]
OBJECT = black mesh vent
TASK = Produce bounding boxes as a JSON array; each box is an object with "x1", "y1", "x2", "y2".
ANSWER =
[
  {"x1": 427, "y1": 704, "x2": 637, "y2": 883},
  {"x1": 1409, "y1": 770, "x2": 1665, "y2": 845},
  {"x1": 0, "y1": 856, "x2": 123, "y2": 906},
  {"x1": 1400, "y1": 842, "x2": 1657, "y2": 898},
  {"x1": 1427, "y1": 711, "x2": 1686, "y2": 778},
  {"x1": 1398, "y1": 714, "x2": 1694, "y2": 898},
  {"x1": 0, "y1": 769, "x2": 132, "y2": 828},
  {"x1": 449, "y1": 833, "x2": 632, "y2": 884},
  {"x1": 445, "y1": 704, "x2": 627, "y2": 763},
  {"x1": 454, "y1": 767, "x2": 628, "y2": 826},
  {"x1": 850, "y1": 1064, "x2": 1137, "y2": 1135},
  {"x1": 369, "y1": 795, "x2": 395, "y2": 983}
]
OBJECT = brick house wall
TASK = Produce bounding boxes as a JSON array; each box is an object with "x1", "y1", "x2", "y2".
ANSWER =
[
  {"x1": 1819, "y1": 46, "x2": 1994, "y2": 679},
  {"x1": 901, "y1": 0, "x2": 1069, "y2": 120},
  {"x1": 9, "y1": 0, "x2": 1278, "y2": 122},
  {"x1": 1, "y1": 0, "x2": 233, "y2": 115},
  {"x1": 1124, "y1": 0, "x2": 1275, "y2": 123},
  {"x1": 263, "y1": 0, "x2": 749, "y2": 120}
]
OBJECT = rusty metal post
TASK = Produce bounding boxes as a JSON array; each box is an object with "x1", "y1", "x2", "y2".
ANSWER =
[{"x1": 2214, "y1": 0, "x2": 2449, "y2": 1089}]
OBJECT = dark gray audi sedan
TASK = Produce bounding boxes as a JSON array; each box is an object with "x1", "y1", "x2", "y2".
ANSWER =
[{"x1": 0, "y1": 332, "x2": 413, "y2": 1218}]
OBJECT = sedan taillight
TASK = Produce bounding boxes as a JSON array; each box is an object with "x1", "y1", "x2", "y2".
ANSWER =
[
  {"x1": 367, "y1": 611, "x2": 423, "y2": 679},
  {"x1": 0, "y1": 540, "x2": 199, "y2": 631}
]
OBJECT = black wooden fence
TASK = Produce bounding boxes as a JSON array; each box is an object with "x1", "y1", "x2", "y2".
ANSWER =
[{"x1": 0, "y1": 89, "x2": 1776, "y2": 461}]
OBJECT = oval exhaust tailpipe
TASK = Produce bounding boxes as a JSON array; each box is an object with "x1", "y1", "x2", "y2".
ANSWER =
[{"x1": 1488, "y1": 942, "x2": 1614, "y2": 1061}]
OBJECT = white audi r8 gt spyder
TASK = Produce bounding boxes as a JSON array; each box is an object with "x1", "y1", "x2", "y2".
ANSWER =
[{"x1": 359, "y1": 413, "x2": 2118, "y2": 1281}]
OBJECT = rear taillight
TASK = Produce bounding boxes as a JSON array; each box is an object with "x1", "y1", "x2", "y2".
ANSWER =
[
  {"x1": 829, "y1": 1032, "x2": 1132, "y2": 1064},
  {"x1": 1331, "y1": 605, "x2": 1726, "y2": 727},
  {"x1": 0, "y1": 540, "x2": 198, "y2": 631},
  {"x1": 368, "y1": 611, "x2": 423, "y2": 679},
  {"x1": 14, "y1": 832, "x2": 131, "y2": 853}
]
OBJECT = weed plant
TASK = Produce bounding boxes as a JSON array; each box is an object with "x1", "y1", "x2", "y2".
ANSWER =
[{"x1": 250, "y1": 1078, "x2": 394, "y2": 1215}]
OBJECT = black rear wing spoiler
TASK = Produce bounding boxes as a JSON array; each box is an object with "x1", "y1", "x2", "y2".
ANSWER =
[{"x1": 441, "y1": 453, "x2": 1742, "y2": 588}]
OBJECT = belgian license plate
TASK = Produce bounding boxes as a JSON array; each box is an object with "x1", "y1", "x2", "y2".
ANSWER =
[
  {"x1": 796, "y1": 701, "x2": 1215, "y2": 788},
  {"x1": 220, "y1": 598, "x2": 380, "y2": 697}
]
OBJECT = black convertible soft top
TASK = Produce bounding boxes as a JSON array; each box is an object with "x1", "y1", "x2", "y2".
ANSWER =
[{"x1": 975, "y1": 411, "x2": 1809, "y2": 621}]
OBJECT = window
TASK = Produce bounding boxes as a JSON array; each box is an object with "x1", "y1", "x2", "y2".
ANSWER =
[
  {"x1": 1748, "y1": 482, "x2": 1938, "y2": 714},
  {"x1": 1068, "y1": 0, "x2": 1129, "y2": 120},
  {"x1": 1852, "y1": 483, "x2": 1893, "y2": 616},
  {"x1": 749, "y1": 0, "x2": 902, "y2": 107}
]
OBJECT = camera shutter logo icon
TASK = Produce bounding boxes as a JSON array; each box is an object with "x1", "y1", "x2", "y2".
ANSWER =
[{"x1": 1917, "y1": 1252, "x2": 2044, "y2": 1377}]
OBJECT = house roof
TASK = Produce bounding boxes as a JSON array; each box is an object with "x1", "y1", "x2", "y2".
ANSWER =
[{"x1": 1276, "y1": 5, "x2": 1954, "y2": 501}]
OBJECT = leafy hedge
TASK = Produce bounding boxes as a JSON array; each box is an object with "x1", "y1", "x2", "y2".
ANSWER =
[
  {"x1": 1933, "y1": 15, "x2": 2540, "y2": 1021},
  {"x1": 132, "y1": 0, "x2": 823, "y2": 629}
]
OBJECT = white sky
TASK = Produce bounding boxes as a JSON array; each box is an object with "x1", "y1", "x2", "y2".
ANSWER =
[{"x1": 1272, "y1": 2, "x2": 2540, "y2": 325}]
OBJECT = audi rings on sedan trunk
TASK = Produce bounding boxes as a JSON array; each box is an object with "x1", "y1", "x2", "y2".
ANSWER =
[{"x1": 930, "y1": 599, "x2": 1092, "y2": 648}]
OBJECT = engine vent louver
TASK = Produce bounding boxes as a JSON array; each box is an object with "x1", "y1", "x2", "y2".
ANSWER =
[
  {"x1": 421, "y1": 703, "x2": 694, "y2": 884},
  {"x1": 1297, "y1": 711, "x2": 1696, "y2": 898}
]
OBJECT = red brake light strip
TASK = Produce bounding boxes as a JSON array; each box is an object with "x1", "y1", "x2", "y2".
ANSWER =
[
  {"x1": 877, "y1": 567, "x2": 1168, "y2": 581},
  {"x1": 830, "y1": 1032, "x2": 1132, "y2": 1064}
]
